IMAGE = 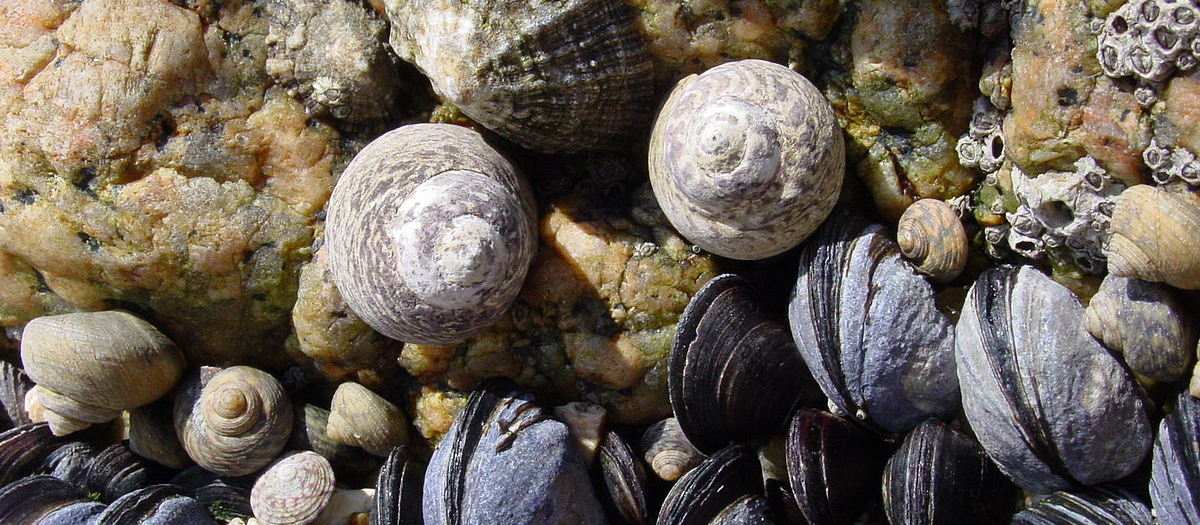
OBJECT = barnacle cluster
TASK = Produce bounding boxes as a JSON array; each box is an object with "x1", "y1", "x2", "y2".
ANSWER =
[{"x1": 1097, "y1": 0, "x2": 1200, "y2": 83}]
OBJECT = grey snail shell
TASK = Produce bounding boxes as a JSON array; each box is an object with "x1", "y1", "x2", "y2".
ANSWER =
[
  {"x1": 325, "y1": 123, "x2": 537, "y2": 346},
  {"x1": 648, "y1": 59, "x2": 845, "y2": 260}
]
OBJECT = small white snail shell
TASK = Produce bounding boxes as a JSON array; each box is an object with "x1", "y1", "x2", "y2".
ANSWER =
[
  {"x1": 174, "y1": 366, "x2": 293, "y2": 477},
  {"x1": 19, "y1": 311, "x2": 185, "y2": 436},
  {"x1": 325, "y1": 123, "x2": 537, "y2": 345},
  {"x1": 897, "y1": 199, "x2": 969, "y2": 283},
  {"x1": 648, "y1": 59, "x2": 845, "y2": 260},
  {"x1": 251, "y1": 450, "x2": 335, "y2": 525},
  {"x1": 640, "y1": 417, "x2": 703, "y2": 482},
  {"x1": 1104, "y1": 184, "x2": 1200, "y2": 290},
  {"x1": 325, "y1": 382, "x2": 408, "y2": 457}
]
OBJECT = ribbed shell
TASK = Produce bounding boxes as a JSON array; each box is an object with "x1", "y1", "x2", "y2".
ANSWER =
[
  {"x1": 383, "y1": 0, "x2": 654, "y2": 154},
  {"x1": 640, "y1": 418, "x2": 702, "y2": 482},
  {"x1": 20, "y1": 311, "x2": 185, "y2": 436},
  {"x1": 174, "y1": 367, "x2": 293, "y2": 477},
  {"x1": 882, "y1": 420, "x2": 1015, "y2": 525},
  {"x1": 1150, "y1": 391, "x2": 1200, "y2": 525},
  {"x1": 325, "y1": 124, "x2": 537, "y2": 346},
  {"x1": 649, "y1": 59, "x2": 844, "y2": 260},
  {"x1": 896, "y1": 199, "x2": 969, "y2": 283},
  {"x1": 785, "y1": 409, "x2": 880, "y2": 525},
  {"x1": 670, "y1": 274, "x2": 820, "y2": 453},
  {"x1": 371, "y1": 447, "x2": 423, "y2": 525},
  {"x1": 251, "y1": 451, "x2": 335, "y2": 525},
  {"x1": 1104, "y1": 184, "x2": 1200, "y2": 290},
  {"x1": 597, "y1": 431, "x2": 647, "y2": 525},
  {"x1": 0, "y1": 423, "x2": 62, "y2": 487},
  {"x1": 956, "y1": 265, "x2": 1152, "y2": 493},
  {"x1": 171, "y1": 466, "x2": 253, "y2": 522},
  {"x1": 94, "y1": 484, "x2": 216, "y2": 525},
  {"x1": 289, "y1": 404, "x2": 377, "y2": 486},
  {"x1": 1011, "y1": 487, "x2": 1153, "y2": 525},
  {"x1": 657, "y1": 445, "x2": 761, "y2": 525},
  {"x1": 0, "y1": 475, "x2": 88, "y2": 525},
  {"x1": 788, "y1": 214, "x2": 959, "y2": 435},
  {"x1": 1084, "y1": 274, "x2": 1197, "y2": 382},
  {"x1": 0, "y1": 361, "x2": 32, "y2": 432},
  {"x1": 326, "y1": 382, "x2": 408, "y2": 457}
]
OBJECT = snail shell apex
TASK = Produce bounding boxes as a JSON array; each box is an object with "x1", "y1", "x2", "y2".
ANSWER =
[
  {"x1": 1104, "y1": 184, "x2": 1200, "y2": 290},
  {"x1": 19, "y1": 311, "x2": 185, "y2": 436},
  {"x1": 174, "y1": 366, "x2": 293, "y2": 477},
  {"x1": 326, "y1": 124, "x2": 537, "y2": 346},
  {"x1": 649, "y1": 59, "x2": 845, "y2": 260},
  {"x1": 897, "y1": 199, "x2": 969, "y2": 283}
]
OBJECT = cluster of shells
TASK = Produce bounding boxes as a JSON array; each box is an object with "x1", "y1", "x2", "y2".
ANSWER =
[{"x1": 3, "y1": 0, "x2": 1200, "y2": 524}]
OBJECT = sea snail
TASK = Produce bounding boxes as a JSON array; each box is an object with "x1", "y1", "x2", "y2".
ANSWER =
[
  {"x1": 325, "y1": 123, "x2": 537, "y2": 346},
  {"x1": 649, "y1": 59, "x2": 845, "y2": 260},
  {"x1": 19, "y1": 311, "x2": 185, "y2": 436},
  {"x1": 174, "y1": 366, "x2": 293, "y2": 477},
  {"x1": 897, "y1": 199, "x2": 969, "y2": 283}
]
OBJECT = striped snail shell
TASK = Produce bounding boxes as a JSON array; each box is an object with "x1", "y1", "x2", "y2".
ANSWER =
[
  {"x1": 174, "y1": 366, "x2": 293, "y2": 477},
  {"x1": 897, "y1": 199, "x2": 969, "y2": 283}
]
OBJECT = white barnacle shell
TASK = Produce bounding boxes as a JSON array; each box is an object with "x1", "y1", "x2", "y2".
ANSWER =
[
  {"x1": 649, "y1": 59, "x2": 845, "y2": 260},
  {"x1": 19, "y1": 311, "x2": 185, "y2": 436},
  {"x1": 174, "y1": 366, "x2": 293, "y2": 477},
  {"x1": 251, "y1": 451, "x2": 336, "y2": 525},
  {"x1": 325, "y1": 123, "x2": 537, "y2": 346}
]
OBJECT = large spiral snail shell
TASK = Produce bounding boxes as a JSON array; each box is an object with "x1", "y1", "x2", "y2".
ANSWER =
[
  {"x1": 649, "y1": 59, "x2": 845, "y2": 260},
  {"x1": 174, "y1": 366, "x2": 293, "y2": 477},
  {"x1": 19, "y1": 311, "x2": 185, "y2": 436},
  {"x1": 1104, "y1": 184, "x2": 1200, "y2": 290},
  {"x1": 325, "y1": 123, "x2": 537, "y2": 346},
  {"x1": 896, "y1": 199, "x2": 969, "y2": 283}
]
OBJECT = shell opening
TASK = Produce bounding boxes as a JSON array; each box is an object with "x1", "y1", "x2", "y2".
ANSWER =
[{"x1": 202, "y1": 380, "x2": 263, "y2": 437}]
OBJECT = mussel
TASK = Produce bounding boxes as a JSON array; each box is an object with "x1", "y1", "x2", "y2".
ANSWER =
[
  {"x1": 0, "y1": 360, "x2": 32, "y2": 432},
  {"x1": 1150, "y1": 391, "x2": 1200, "y2": 525},
  {"x1": 670, "y1": 274, "x2": 820, "y2": 453},
  {"x1": 0, "y1": 475, "x2": 97, "y2": 525},
  {"x1": 785, "y1": 409, "x2": 881, "y2": 525},
  {"x1": 657, "y1": 444, "x2": 762, "y2": 525},
  {"x1": 371, "y1": 447, "x2": 423, "y2": 525},
  {"x1": 789, "y1": 212, "x2": 960, "y2": 435},
  {"x1": 596, "y1": 430, "x2": 648, "y2": 525},
  {"x1": 956, "y1": 265, "x2": 1152, "y2": 493},
  {"x1": 1011, "y1": 487, "x2": 1153, "y2": 525},
  {"x1": 423, "y1": 378, "x2": 608, "y2": 525}
]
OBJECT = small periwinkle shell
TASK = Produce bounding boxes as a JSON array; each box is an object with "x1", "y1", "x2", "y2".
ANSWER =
[
  {"x1": 251, "y1": 451, "x2": 335, "y2": 525},
  {"x1": 383, "y1": 0, "x2": 653, "y2": 153},
  {"x1": 657, "y1": 444, "x2": 761, "y2": 525},
  {"x1": 785, "y1": 409, "x2": 881, "y2": 525},
  {"x1": 174, "y1": 366, "x2": 293, "y2": 477},
  {"x1": 554, "y1": 402, "x2": 607, "y2": 467},
  {"x1": 670, "y1": 274, "x2": 820, "y2": 453},
  {"x1": 20, "y1": 311, "x2": 185, "y2": 436},
  {"x1": 882, "y1": 419, "x2": 1016, "y2": 525},
  {"x1": 325, "y1": 123, "x2": 537, "y2": 346},
  {"x1": 648, "y1": 59, "x2": 845, "y2": 260},
  {"x1": 289, "y1": 403, "x2": 377, "y2": 486},
  {"x1": 1084, "y1": 274, "x2": 1197, "y2": 382},
  {"x1": 640, "y1": 418, "x2": 703, "y2": 482},
  {"x1": 1150, "y1": 391, "x2": 1200, "y2": 525},
  {"x1": 896, "y1": 199, "x2": 969, "y2": 283},
  {"x1": 326, "y1": 382, "x2": 408, "y2": 457},
  {"x1": 423, "y1": 378, "x2": 608, "y2": 525},
  {"x1": 956, "y1": 265, "x2": 1152, "y2": 493},
  {"x1": 1104, "y1": 184, "x2": 1200, "y2": 290},
  {"x1": 1010, "y1": 487, "x2": 1153, "y2": 525},
  {"x1": 789, "y1": 213, "x2": 960, "y2": 435}
]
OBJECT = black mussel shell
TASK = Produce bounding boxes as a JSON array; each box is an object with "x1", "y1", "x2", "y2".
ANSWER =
[
  {"x1": 1011, "y1": 487, "x2": 1154, "y2": 525},
  {"x1": 0, "y1": 475, "x2": 89, "y2": 525},
  {"x1": 710, "y1": 494, "x2": 775, "y2": 525},
  {"x1": 290, "y1": 402, "x2": 379, "y2": 486},
  {"x1": 956, "y1": 265, "x2": 1152, "y2": 493},
  {"x1": 424, "y1": 377, "x2": 608, "y2": 525},
  {"x1": 658, "y1": 444, "x2": 761, "y2": 525},
  {"x1": 0, "y1": 423, "x2": 63, "y2": 486},
  {"x1": 372, "y1": 446, "x2": 424, "y2": 525},
  {"x1": 0, "y1": 361, "x2": 33, "y2": 432},
  {"x1": 789, "y1": 213, "x2": 959, "y2": 435},
  {"x1": 670, "y1": 274, "x2": 819, "y2": 454},
  {"x1": 785, "y1": 408, "x2": 881, "y2": 525},
  {"x1": 1150, "y1": 391, "x2": 1200, "y2": 525},
  {"x1": 170, "y1": 465, "x2": 253, "y2": 521},
  {"x1": 93, "y1": 484, "x2": 215, "y2": 525},
  {"x1": 41, "y1": 441, "x2": 100, "y2": 488},
  {"x1": 87, "y1": 442, "x2": 169, "y2": 503},
  {"x1": 882, "y1": 419, "x2": 1016, "y2": 525},
  {"x1": 597, "y1": 430, "x2": 648, "y2": 525}
]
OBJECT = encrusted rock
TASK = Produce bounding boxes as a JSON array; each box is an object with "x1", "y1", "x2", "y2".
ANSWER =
[{"x1": 1097, "y1": 0, "x2": 1200, "y2": 83}]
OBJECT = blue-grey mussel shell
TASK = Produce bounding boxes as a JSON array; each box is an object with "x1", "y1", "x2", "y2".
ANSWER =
[
  {"x1": 657, "y1": 444, "x2": 764, "y2": 525},
  {"x1": 785, "y1": 408, "x2": 881, "y2": 525},
  {"x1": 0, "y1": 423, "x2": 63, "y2": 487},
  {"x1": 956, "y1": 265, "x2": 1152, "y2": 493},
  {"x1": 1150, "y1": 391, "x2": 1200, "y2": 525},
  {"x1": 372, "y1": 446, "x2": 423, "y2": 525},
  {"x1": 882, "y1": 419, "x2": 1016, "y2": 525},
  {"x1": 92, "y1": 484, "x2": 216, "y2": 525},
  {"x1": 424, "y1": 378, "x2": 609, "y2": 525},
  {"x1": 788, "y1": 213, "x2": 959, "y2": 435},
  {"x1": 670, "y1": 274, "x2": 820, "y2": 453},
  {"x1": 1011, "y1": 487, "x2": 1153, "y2": 525},
  {"x1": 597, "y1": 430, "x2": 647, "y2": 525},
  {"x1": 0, "y1": 475, "x2": 101, "y2": 525},
  {"x1": 170, "y1": 465, "x2": 253, "y2": 521}
]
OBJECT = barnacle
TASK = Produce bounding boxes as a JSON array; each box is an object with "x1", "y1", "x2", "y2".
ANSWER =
[{"x1": 1097, "y1": 0, "x2": 1200, "y2": 83}]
